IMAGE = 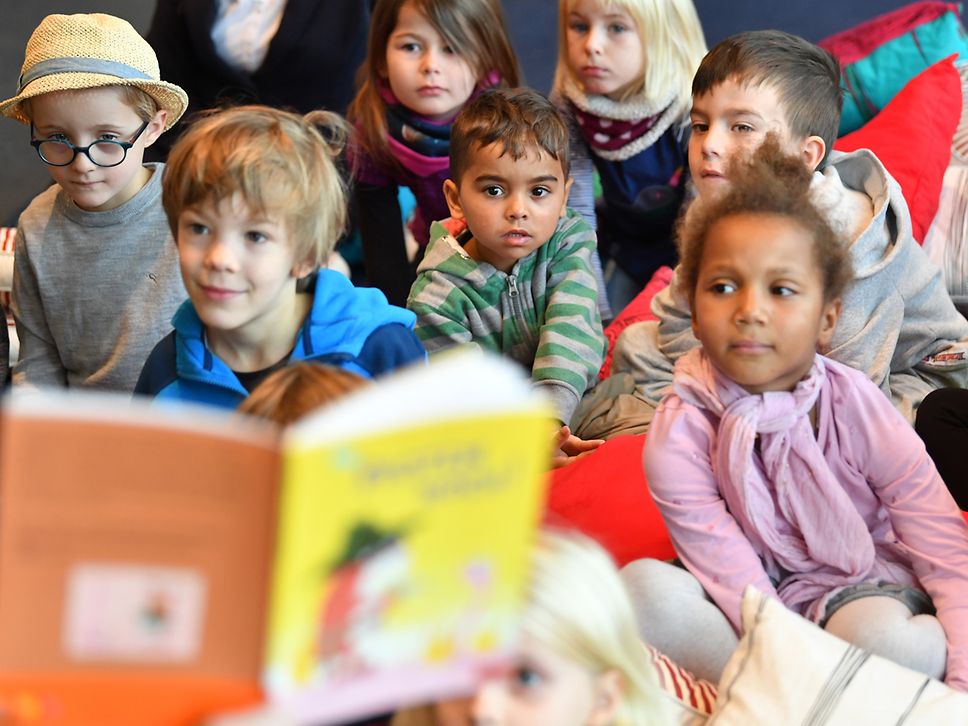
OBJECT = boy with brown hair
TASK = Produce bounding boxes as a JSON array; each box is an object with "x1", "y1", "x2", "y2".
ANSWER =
[
  {"x1": 0, "y1": 13, "x2": 189, "y2": 391},
  {"x1": 610, "y1": 29, "x2": 968, "y2": 428},
  {"x1": 407, "y1": 87, "x2": 607, "y2": 442}
]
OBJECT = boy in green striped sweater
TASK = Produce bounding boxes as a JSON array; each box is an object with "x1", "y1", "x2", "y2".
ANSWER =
[{"x1": 407, "y1": 87, "x2": 606, "y2": 459}]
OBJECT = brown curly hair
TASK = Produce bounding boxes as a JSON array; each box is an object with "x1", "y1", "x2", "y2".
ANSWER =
[{"x1": 676, "y1": 135, "x2": 852, "y2": 310}]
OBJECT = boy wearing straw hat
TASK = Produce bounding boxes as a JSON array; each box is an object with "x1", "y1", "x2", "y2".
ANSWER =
[{"x1": 0, "y1": 13, "x2": 188, "y2": 391}]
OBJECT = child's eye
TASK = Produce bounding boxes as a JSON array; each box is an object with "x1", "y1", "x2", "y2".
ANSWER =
[
  {"x1": 186, "y1": 222, "x2": 209, "y2": 235},
  {"x1": 568, "y1": 21, "x2": 589, "y2": 34},
  {"x1": 608, "y1": 22, "x2": 631, "y2": 34},
  {"x1": 531, "y1": 186, "x2": 551, "y2": 198},
  {"x1": 772, "y1": 285, "x2": 796, "y2": 296},
  {"x1": 97, "y1": 133, "x2": 120, "y2": 142},
  {"x1": 42, "y1": 132, "x2": 70, "y2": 142},
  {"x1": 690, "y1": 122, "x2": 708, "y2": 134},
  {"x1": 483, "y1": 185, "x2": 504, "y2": 197},
  {"x1": 732, "y1": 123, "x2": 754, "y2": 133},
  {"x1": 245, "y1": 230, "x2": 268, "y2": 243},
  {"x1": 399, "y1": 42, "x2": 420, "y2": 52},
  {"x1": 511, "y1": 666, "x2": 543, "y2": 690},
  {"x1": 710, "y1": 282, "x2": 736, "y2": 294},
  {"x1": 442, "y1": 44, "x2": 456, "y2": 55}
]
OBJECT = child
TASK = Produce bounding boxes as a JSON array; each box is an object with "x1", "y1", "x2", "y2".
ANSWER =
[
  {"x1": 348, "y1": 0, "x2": 521, "y2": 307},
  {"x1": 0, "y1": 13, "x2": 189, "y2": 391},
  {"x1": 609, "y1": 30, "x2": 968, "y2": 430},
  {"x1": 406, "y1": 87, "x2": 607, "y2": 446},
  {"x1": 553, "y1": 0, "x2": 706, "y2": 313},
  {"x1": 621, "y1": 144, "x2": 968, "y2": 691},
  {"x1": 135, "y1": 105, "x2": 426, "y2": 408},
  {"x1": 394, "y1": 529, "x2": 678, "y2": 725},
  {"x1": 238, "y1": 361, "x2": 369, "y2": 425}
]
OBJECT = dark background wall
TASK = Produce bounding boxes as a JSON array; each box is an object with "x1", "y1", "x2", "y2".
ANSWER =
[{"x1": 0, "y1": 0, "x2": 950, "y2": 226}]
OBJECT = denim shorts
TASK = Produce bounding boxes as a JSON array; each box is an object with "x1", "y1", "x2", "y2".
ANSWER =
[{"x1": 819, "y1": 581, "x2": 935, "y2": 628}]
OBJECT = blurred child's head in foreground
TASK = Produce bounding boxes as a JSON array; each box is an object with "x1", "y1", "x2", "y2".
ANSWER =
[
  {"x1": 396, "y1": 528, "x2": 671, "y2": 725},
  {"x1": 238, "y1": 362, "x2": 369, "y2": 425}
]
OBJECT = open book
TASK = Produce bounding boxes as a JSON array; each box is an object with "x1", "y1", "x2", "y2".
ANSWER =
[{"x1": 0, "y1": 351, "x2": 552, "y2": 725}]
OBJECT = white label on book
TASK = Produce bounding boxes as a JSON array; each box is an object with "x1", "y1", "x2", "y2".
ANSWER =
[{"x1": 63, "y1": 563, "x2": 206, "y2": 663}]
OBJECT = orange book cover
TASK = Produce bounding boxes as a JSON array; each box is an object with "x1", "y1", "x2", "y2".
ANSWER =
[{"x1": 0, "y1": 396, "x2": 277, "y2": 725}]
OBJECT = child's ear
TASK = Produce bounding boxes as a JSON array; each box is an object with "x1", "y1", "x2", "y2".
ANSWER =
[
  {"x1": 561, "y1": 175, "x2": 574, "y2": 218},
  {"x1": 142, "y1": 109, "x2": 168, "y2": 149},
  {"x1": 291, "y1": 256, "x2": 317, "y2": 280},
  {"x1": 817, "y1": 297, "x2": 841, "y2": 351},
  {"x1": 800, "y1": 134, "x2": 826, "y2": 172},
  {"x1": 587, "y1": 669, "x2": 624, "y2": 726},
  {"x1": 443, "y1": 179, "x2": 465, "y2": 221}
]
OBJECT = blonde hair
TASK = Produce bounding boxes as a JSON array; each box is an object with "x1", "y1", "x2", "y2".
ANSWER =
[
  {"x1": 349, "y1": 0, "x2": 521, "y2": 175},
  {"x1": 163, "y1": 105, "x2": 348, "y2": 267},
  {"x1": 526, "y1": 529, "x2": 671, "y2": 725},
  {"x1": 237, "y1": 362, "x2": 368, "y2": 426},
  {"x1": 554, "y1": 0, "x2": 706, "y2": 117}
]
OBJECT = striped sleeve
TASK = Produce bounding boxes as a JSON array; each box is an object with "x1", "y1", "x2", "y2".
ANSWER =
[
  {"x1": 532, "y1": 213, "x2": 607, "y2": 424},
  {"x1": 407, "y1": 269, "x2": 482, "y2": 354}
]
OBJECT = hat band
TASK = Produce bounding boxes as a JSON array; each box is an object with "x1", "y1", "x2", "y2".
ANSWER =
[{"x1": 19, "y1": 57, "x2": 153, "y2": 93}]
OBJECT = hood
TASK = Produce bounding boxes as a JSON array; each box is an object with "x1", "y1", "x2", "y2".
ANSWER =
[{"x1": 172, "y1": 269, "x2": 416, "y2": 387}]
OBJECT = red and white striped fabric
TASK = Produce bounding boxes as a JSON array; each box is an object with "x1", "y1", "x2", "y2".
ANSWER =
[
  {"x1": 0, "y1": 227, "x2": 15, "y2": 310},
  {"x1": 953, "y1": 62, "x2": 968, "y2": 163},
  {"x1": 647, "y1": 643, "x2": 718, "y2": 716}
]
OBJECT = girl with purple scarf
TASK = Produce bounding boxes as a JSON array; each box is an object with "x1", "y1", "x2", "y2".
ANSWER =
[
  {"x1": 620, "y1": 145, "x2": 968, "y2": 692},
  {"x1": 347, "y1": 0, "x2": 520, "y2": 307}
]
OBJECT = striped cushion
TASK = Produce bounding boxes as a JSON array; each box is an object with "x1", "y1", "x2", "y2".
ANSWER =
[
  {"x1": 953, "y1": 62, "x2": 968, "y2": 162},
  {"x1": 711, "y1": 587, "x2": 968, "y2": 724},
  {"x1": 647, "y1": 643, "x2": 717, "y2": 716},
  {"x1": 922, "y1": 163, "x2": 968, "y2": 317},
  {"x1": 0, "y1": 227, "x2": 14, "y2": 308}
]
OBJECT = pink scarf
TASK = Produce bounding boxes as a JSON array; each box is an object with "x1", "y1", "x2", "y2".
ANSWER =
[{"x1": 673, "y1": 349, "x2": 907, "y2": 614}]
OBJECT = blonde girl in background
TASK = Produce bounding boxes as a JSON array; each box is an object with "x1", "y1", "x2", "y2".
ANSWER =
[
  {"x1": 348, "y1": 0, "x2": 521, "y2": 307},
  {"x1": 554, "y1": 0, "x2": 706, "y2": 313},
  {"x1": 394, "y1": 529, "x2": 681, "y2": 725}
]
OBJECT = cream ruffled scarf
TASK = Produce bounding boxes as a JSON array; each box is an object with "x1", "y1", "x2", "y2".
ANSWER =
[{"x1": 560, "y1": 76, "x2": 681, "y2": 162}]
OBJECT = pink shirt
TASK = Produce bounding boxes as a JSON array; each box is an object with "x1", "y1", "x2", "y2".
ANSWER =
[{"x1": 645, "y1": 355, "x2": 968, "y2": 690}]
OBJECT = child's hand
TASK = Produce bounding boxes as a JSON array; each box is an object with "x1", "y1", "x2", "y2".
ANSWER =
[{"x1": 551, "y1": 424, "x2": 604, "y2": 468}]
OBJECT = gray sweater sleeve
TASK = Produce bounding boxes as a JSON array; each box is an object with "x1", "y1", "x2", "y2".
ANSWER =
[{"x1": 11, "y1": 218, "x2": 68, "y2": 387}]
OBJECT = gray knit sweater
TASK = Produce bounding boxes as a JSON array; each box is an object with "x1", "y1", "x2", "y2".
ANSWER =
[{"x1": 12, "y1": 163, "x2": 186, "y2": 391}]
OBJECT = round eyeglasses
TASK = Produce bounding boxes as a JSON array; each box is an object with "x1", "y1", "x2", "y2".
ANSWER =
[{"x1": 29, "y1": 120, "x2": 150, "y2": 168}]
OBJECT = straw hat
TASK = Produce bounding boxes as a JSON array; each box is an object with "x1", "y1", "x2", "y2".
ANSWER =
[{"x1": 0, "y1": 13, "x2": 188, "y2": 130}]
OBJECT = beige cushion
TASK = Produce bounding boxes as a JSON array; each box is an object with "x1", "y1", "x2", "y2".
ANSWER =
[{"x1": 711, "y1": 587, "x2": 968, "y2": 724}]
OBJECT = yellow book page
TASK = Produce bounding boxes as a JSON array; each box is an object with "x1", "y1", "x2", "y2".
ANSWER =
[{"x1": 265, "y1": 409, "x2": 548, "y2": 700}]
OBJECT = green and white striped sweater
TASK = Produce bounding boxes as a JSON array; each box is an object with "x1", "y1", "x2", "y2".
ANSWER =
[{"x1": 407, "y1": 208, "x2": 606, "y2": 425}]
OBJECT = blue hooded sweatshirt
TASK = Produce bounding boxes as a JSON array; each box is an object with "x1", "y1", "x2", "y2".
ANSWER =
[{"x1": 135, "y1": 270, "x2": 426, "y2": 408}]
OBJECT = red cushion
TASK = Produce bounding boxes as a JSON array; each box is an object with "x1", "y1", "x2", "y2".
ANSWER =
[
  {"x1": 544, "y1": 434, "x2": 674, "y2": 567},
  {"x1": 546, "y1": 435, "x2": 968, "y2": 568},
  {"x1": 599, "y1": 266, "x2": 674, "y2": 380},
  {"x1": 834, "y1": 56, "x2": 961, "y2": 243}
]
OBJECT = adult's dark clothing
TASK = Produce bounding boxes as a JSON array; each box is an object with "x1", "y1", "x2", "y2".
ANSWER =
[{"x1": 145, "y1": 0, "x2": 372, "y2": 159}]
